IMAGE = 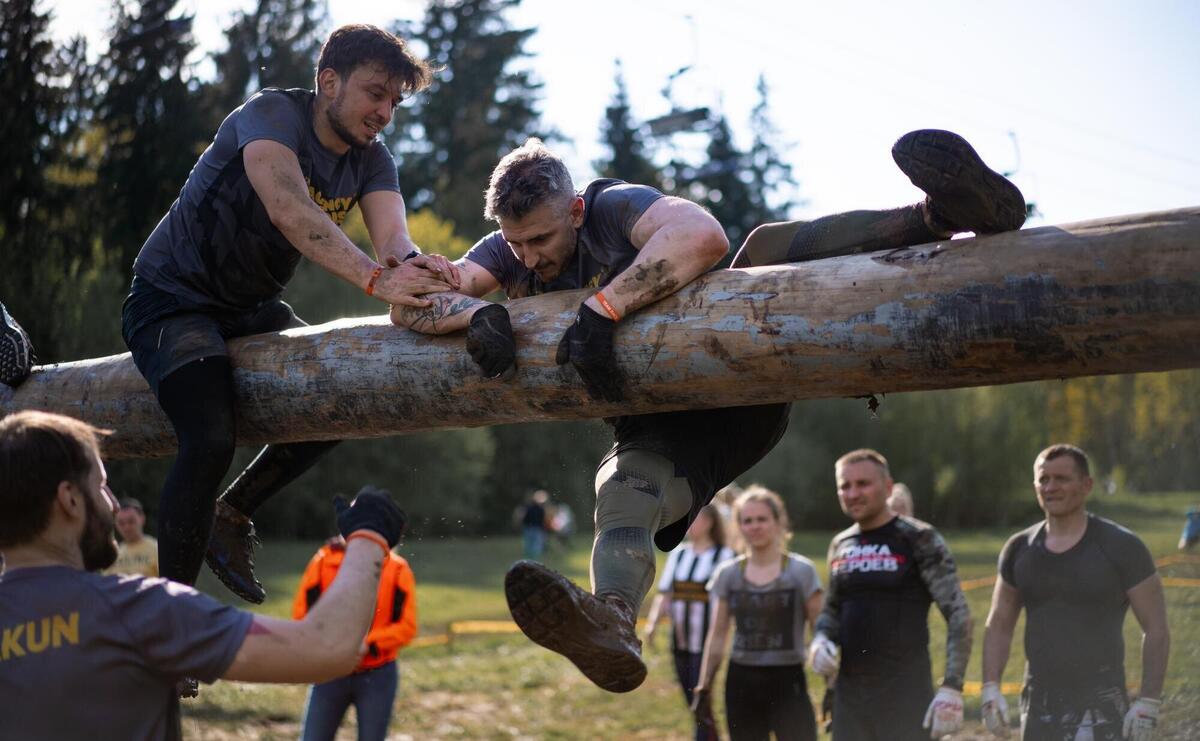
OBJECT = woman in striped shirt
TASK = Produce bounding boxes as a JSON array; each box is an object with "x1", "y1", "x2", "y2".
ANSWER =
[{"x1": 645, "y1": 504, "x2": 735, "y2": 740}]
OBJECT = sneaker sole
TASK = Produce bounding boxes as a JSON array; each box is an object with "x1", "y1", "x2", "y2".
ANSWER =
[
  {"x1": 204, "y1": 549, "x2": 266, "y2": 604},
  {"x1": 0, "y1": 311, "x2": 34, "y2": 387},
  {"x1": 505, "y1": 560, "x2": 646, "y2": 693},
  {"x1": 892, "y1": 129, "x2": 1026, "y2": 234}
]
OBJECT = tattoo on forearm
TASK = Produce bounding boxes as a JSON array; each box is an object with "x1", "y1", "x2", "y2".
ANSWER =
[{"x1": 397, "y1": 293, "x2": 487, "y2": 332}]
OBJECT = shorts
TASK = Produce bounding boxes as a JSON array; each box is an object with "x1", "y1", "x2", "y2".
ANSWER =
[
  {"x1": 122, "y1": 275, "x2": 303, "y2": 394},
  {"x1": 1020, "y1": 682, "x2": 1128, "y2": 741}
]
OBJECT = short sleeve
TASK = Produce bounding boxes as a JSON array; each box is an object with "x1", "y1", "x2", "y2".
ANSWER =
[
  {"x1": 583, "y1": 184, "x2": 664, "y2": 264},
  {"x1": 106, "y1": 578, "x2": 253, "y2": 683},
  {"x1": 706, "y1": 559, "x2": 737, "y2": 598},
  {"x1": 797, "y1": 557, "x2": 822, "y2": 600},
  {"x1": 658, "y1": 548, "x2": 681, "y2": 592},
  {"x1": 1106, "y1": 524, "x2": 1157, "y2": 590},
  {"x1": 465, "y1": 231, "x2": 523, "y2": 295},
  {"x1": 235, "y1": 91, "x2": 305, "y2": 154},
  {"x1": 360, "y1": 141, "x2": 401, "y2": 196},
  {"x1": 998, "y1": 531, "x2": 1024, "y2": 587}
]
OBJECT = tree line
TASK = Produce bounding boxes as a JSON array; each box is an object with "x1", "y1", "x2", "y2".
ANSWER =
[{"x1": 2, "y1": 0, "x2": 1196, "y2": 539}]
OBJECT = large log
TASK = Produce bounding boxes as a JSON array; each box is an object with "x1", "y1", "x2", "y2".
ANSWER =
[{"x1": 4, "y1": 207, "x2": 1200, "y2": 459}]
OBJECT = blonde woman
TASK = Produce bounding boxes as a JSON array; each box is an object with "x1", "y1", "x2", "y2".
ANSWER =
[{"x1": 693, "y1": 486, "x2": 823, "y2": 741}]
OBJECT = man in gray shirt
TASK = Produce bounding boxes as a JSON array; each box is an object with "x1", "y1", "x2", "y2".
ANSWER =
[
  {"x1": 0, "y1": 409, "x2": 407, "y2": 741},
  {"x1": 120, "y1": 24, "x2": 458, "y2": 609}
]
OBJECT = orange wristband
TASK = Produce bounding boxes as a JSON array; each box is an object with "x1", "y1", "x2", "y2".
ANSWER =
[
  {"x1": 365, "y1": 265, "x2": 384, "y2": 296},
  {"x1": 347, "y1": 530, "x2": 390, "y2": 555},
  {"x1": 594, "y1": 291, "x2": 621, "y2": 321}
]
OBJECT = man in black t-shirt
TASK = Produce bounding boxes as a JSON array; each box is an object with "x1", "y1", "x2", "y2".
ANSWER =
[
  {"x1": 981, "y1": 444, "x2": 1169, "y2": 741},
  {"x1": 121, "y1": 25, "x2": 459, "y2": 610},
  {"x1": 389, "y1": 131, "x2": 1025, "y2": 693}
]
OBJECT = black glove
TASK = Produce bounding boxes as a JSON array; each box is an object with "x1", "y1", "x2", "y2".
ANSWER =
[
  {"x1": 465, "y1": 304, "x2": 517, "y2": 379},
  {"x1": 334, "y1": 486, "x2": 408, "y2": 548},
  {"x1": 555, "y1": 302, "x2": 626, "y2": 402}
]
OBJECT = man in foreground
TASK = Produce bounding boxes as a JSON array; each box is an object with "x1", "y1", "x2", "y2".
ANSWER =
[
  {"x1": 0, "y1": 410, "x2": 407, "y2": 740},
  {"x1": 386, "y1": 129, "x2": 1022, "y2": 693},
  {"x1": 808, "y1": 449, "x2": 972, "y2": 740},
  {"x1": 980, "y1": 444, "x2": 1169, "y2": 740},
  {"x1": 121, "y1": 24, "x2": 458, "y2": 606}
]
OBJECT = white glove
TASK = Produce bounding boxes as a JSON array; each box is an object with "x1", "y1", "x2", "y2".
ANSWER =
[
  {"x1": 1123, "y1": 697, "x2": 1161, "y2": 741},
  {"x1": 922, "y1": 686, "x2": 963, "y2": 739},
  {"x1": 980, "y1": 681, "x2": 1011, "y2": 737},
  {"x1": 807, "y1": 632, "x2": 840, "y2": 679}
]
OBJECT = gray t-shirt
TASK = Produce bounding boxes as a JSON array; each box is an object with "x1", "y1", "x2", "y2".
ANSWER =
[
  {"x1": 465, "y1": 178, "x2": 662, "y2": 298},
  {"x1": 0, "y1": 565, "x2": 253, "y2": 741},
  {"x1": 466, "y1": 179, "x2": 792, "y2": 553},
  {"x1": 132, "y1": 87, "x2": 400, "y2": 317},
  {"x1": 708, "y1": 553, "x2": 821, "y2": 666}
]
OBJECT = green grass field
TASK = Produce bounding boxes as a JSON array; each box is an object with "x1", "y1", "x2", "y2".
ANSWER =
[{"x1": 184, "y1": 491, "x2": 1200, "y2": 739}]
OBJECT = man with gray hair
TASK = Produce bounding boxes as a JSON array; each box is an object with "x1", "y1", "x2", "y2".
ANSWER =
[{"x1": 390, "y1": 130, "x2": 1025, "y2": 693}]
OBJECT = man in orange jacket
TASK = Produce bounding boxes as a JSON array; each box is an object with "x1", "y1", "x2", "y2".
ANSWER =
[{"x1": 292, "y1": 487, "x2": 417, "y2": 741}]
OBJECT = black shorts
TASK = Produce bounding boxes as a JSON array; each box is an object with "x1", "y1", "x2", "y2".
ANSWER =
[{"x1": 122, "y1": 276, "x2": 303, "y2": 394}]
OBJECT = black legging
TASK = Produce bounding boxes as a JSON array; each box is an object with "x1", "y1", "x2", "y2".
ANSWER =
[
  {"x1": 724, "y1": 662, "x2": 816, "y2": 741},
  {"x1": 155, "y1": 356, "x2": 337, "y2": 585}
]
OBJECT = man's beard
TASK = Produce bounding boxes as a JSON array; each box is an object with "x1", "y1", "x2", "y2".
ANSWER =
[
  {"x1": 81, "y1": 487, "x2": 118, "y2": 572},
  {"x1": 326, "y1": 91, "x2": 374, "y2": 151}
]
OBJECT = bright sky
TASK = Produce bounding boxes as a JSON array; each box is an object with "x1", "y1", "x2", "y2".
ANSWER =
[{"x1": 52, "y1": 0, "x2": 1200, "y2": 227}]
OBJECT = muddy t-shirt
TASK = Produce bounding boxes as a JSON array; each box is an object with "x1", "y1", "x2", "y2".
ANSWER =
[
  {"x1": 466, "y1": 178, "x2": 792, "y2": 551},
  {"x1": 0, "y1": 566, "x2": 253, "y2": 741},
  {"x1": 708, "y1": 553, "x2": 821, "y2": 666},
  {"x1": 999, "y1": 513, "x2": 1156, "y2": 690},
  {"x1": 132, "y1": 88, "x2": 400, "y2": 317}
]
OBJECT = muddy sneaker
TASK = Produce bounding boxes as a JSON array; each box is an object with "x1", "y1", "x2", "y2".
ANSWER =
[
  {"x1": 892, "y1": 129, "x2": 1026, "y2": 236},
  {"x1": 0, "y1": 302, "x2": 36, "y2": 387},
  {"x1": 505, "y1": 560, "x2": 646, "y2": 693},
  {"x1": 205, "y1": 500, "x2": 266, "y2": 604}
]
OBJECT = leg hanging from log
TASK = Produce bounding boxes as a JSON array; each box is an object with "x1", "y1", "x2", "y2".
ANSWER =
[
  {"x1": 591, "y1": 449, "x2": 692, "y2": 611},
  {"x1": 154, "y1": 356, "x2": 238, "y2": 586}
]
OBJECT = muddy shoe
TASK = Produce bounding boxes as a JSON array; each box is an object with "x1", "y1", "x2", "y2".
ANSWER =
[
  {"x1": 0, "y1": 302, "x2": 36, "y2": 387},
  {"x1": 505, "y1": 560, "x2": 646, "y2": 693},
  {"x1": 892, "y1": 129, "x2": 1026, "y2": 235},
  {"x1": 205, "y1": 500, "x2": 266, "y2": 604}
]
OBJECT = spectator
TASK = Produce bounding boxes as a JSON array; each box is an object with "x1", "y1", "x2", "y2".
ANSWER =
[
  {"x1": 981, "y1": 444, "x2": 1169, "y2": 740},
  {"x1": 104, "y1": 497, "x2": 159, "y2": 577},
  {"x1": 0, "y1": 410, "x2": 406, "y2": 740},
  {"x1": 644, "y1": 504, "x2": 736, "y2": 740},
  {"x1": 694, "y1": 487, "x2": 824, "y2": 741},
  {"x1": 1180, "y1": 506, "x2": 1200, "y2": 552},
  {"x1": 293, "y1": 489, "x2": 417, "y2": 741},
  {"x1": 888, "y1": 482, "x2": 915, "y2": 518},
  {"x1": 809, "y1": 449, "x2": 972, "y2": 741},
  {"x1": 517, "y1": 490, "x2": 550, "y2": 560}
]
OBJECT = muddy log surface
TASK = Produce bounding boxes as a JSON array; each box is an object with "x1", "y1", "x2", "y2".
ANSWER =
[{"x1": 4, "y1": 207, "x2": 1199, "y2": 459}]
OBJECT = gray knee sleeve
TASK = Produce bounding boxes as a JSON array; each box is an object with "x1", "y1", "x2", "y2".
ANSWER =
[{"x1": 591, "y1": 452, "x2": 693, "y2": 610}]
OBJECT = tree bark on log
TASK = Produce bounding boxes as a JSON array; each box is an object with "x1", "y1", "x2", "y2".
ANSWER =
[{"x1": 4, "y1": 207, "x2": 1200, "y2": 460}]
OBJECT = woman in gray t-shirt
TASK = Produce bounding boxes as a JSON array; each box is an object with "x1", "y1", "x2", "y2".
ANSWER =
[{"x1": 694, "y1": 486, "x2": 823, "y2": 741}]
